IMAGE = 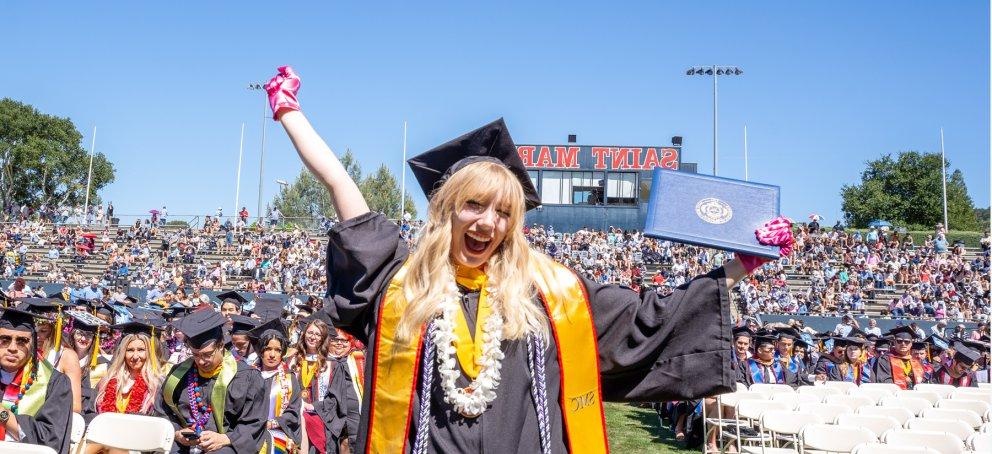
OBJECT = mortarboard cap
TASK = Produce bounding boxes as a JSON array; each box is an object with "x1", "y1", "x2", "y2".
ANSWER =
[
  {"x1": 732, "y1": 326, "x2": 753, "y2": 339},
  {"x1": 216, "y1": 291, "x2": 248, "y2": 307},
  {"x1": 885, "y1": 325, "x2": 918, "y2": 340},
  {"x1": 952, "y1": 343, "x2": 981, "y2": 365},
  {"x1": 926, "y1": 334, "x2": 949, "y2": 353},
  {"x1": 831, "y1": 337, "x2": 849, "y2": 348},
  {"x1": 247, "y1": 318, "x2": 289, "y2": 353},
  {"x1": 753, "y1": 335, "x2": 777, "y2": 348},
  {"x1": 253, "y1": 298, "x2": 285, "y2": 323},
  {"x1": 407, "y1": 118, "x2": 540, "y2": 210},
  {"x1": 16, "y1": 298, "x2": 63, "y2": 314},
  {"x1": 794, "y1": 338, "x2": 810, "y2": 350},
  {"x1": 175, "y1": 310, "x2": 227, "y2": 349},
  {"x1": 0, "y1": 308, "x2": 36, "y2": 332},
  {"x1": 843, "y1": 337, "x2": 868, "y2": 348},
  {"x1": 774, "y1": 327, "x2": 801, "y2": 340},
  {"x1": 229, "y1": 314, "x2": 259, "y2": 335},
  {"x1": 848, "y1": 327, "x2": 869, "y2": 339},
  {"x1": 65, "y1": 310, "x2": 108, "y2": 333},
  {"x1": 112, "y1": 320, "x2": 157, "y2": 337},
  {"x1": 874, "y1": 337, "x2": 892, "y2": 349}
]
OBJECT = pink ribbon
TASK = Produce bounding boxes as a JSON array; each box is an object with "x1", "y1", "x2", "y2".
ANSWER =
[{"x1": 740, "y1": 216, "x2": 795, "y2": 273}]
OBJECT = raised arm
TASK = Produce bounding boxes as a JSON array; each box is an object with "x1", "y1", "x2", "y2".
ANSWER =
[{"x1": 265, "y1": 66, "x2": 370, "y2": 222}]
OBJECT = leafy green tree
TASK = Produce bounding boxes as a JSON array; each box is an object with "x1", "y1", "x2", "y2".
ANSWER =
[
  {"x1": 271, "y1": 168, "x2": 336, "y2": 225},
  {"x1": 841, "y1": 151, "x2": 978, "y2": 230},
  {"x1": 360, "y1": 164, "x2": 417, "y2": 219},
  {"x1": 0, "y1": 98, "x2": 115, "y2": 209}
]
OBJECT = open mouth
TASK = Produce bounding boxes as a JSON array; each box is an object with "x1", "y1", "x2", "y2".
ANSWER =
[{"x1": 464, "y1": 232, "x2": 491, "y2": 254}]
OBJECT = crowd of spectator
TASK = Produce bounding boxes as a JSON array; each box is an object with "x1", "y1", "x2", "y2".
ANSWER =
[{"x1": 1, "y1": 206, "x2": 989, "y2": 323}]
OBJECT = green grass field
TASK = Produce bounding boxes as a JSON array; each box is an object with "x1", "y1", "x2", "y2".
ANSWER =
[{"x1": 605, "y1": 402, "x2": 699, "y2": 454}]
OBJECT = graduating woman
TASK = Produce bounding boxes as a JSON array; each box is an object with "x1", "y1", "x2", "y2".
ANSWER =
[
  {"x1": 826, "y1": 337, "x2": 871, "y2": 385},
  {"x1": 21, "y1": 298, "x2": 84, "y2": 414},
  {"x1": 266, "y1": 66, "x2": 793, "y2": 453},
  {"x1": 63, "y1": 311, "x2": 110, "y2": 423},
  {"x1": 248, "y1": 318, "x2": 303, "y2": 454}
]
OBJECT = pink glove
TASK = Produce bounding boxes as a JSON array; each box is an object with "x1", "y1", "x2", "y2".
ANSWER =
[
  {"x1": 739, "y1": 216, "x2": 795, "y2": 273},
  {"x1": 264, "y1": 66, "x2": 301, "y2": 120}
]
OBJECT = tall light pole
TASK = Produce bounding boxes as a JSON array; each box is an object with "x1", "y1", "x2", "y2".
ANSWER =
[
  {"x1": 248, "y1": 83, "x2": 268, "y2": 224},
  {"x1": 940, "y1": 128, "x2": 948, "y2": 229},
  {"x1": 685, "y1": 65, "x2": 743, "y2": 176}
]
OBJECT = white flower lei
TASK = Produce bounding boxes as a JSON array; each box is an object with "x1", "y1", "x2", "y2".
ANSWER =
[{"x1": 430, "y1": 282, "x2": 505, "y2": 418}]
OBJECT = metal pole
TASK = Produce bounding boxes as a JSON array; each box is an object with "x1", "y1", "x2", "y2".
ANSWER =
[
  {"x1": 235, "y1": 122, "x2": 245, "y2": 218},
  {"x1": 400, "y1": 121, "x2": 407, "y2": 218},
  {"x1": 940, "y1": 128, "x2": 948, "y2": 229},
  {"x1": 84, "y1": 126, "x2": 97, "y2": 224},
  {"x1": 712, "y1": 66, "x2": 718, "y2": 176},
  {"x1": 258, "y1": 95, "x2": 267, "y2": 225},
  {"x1": 744, "y1": 125, "x2": 749, "y2": 181}
]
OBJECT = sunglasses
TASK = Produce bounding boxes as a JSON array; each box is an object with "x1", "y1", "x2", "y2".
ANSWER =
[{"x1": 0, "y1": 335, "x2": 32, "y2": 348}]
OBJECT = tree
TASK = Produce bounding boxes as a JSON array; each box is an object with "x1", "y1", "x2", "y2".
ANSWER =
[
  {"x1": 0, "y1": 98, "x2": 115, "y2": 209},
  {"x1": 841, "y1": 151, "x2": 978, "y2": 230},
  {"x1": 360, "y1": 164, "x2": 417, "y2": 219},
  {"x1": 271, "y1": 168, "x2": 336, "y2": 226}
]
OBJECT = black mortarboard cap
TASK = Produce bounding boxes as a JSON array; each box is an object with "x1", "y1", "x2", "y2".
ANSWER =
[
  {"x1": 295, "y1": 304, "x2": 314, "y2": 316},
  {"x1": 65, "y1": 310, "x2": 107, "y2": 333},
  {"x1": 875, "y1": 337, "x2": 892, "y2": 349},
  {"x1": 952, "y1": 342, "x2": 981, "y2": 365},
  {"x1": 848, "y1": 327, "x2": 869, "y2": 339},
  {"x1": 733, "y1": 326, "x2": 753, "y2": 339},
  {"x1": 958, "y1": 338, "x2": 990, "y2": 352},
  {"x1": 253, "y1": 298, "x2": 285, "y2": 323},
  {"x1": 112, "y1": 320, "x2": 157, "y2": 337},
  {"x1": 216, "y1": 291, "x2": 248, "y2": 307},
  {"x1": 794, "y1": 338, "x2": 810, "y2": 350},
  {"x1": 774, "y1": 327, "x2": 801, "y2": 340},
  {"x1": 831, "y1": 337, "x2": 849, "y2": 348},
  {"x1": 229, "y1": 314, "x2": 259, "y2": 335},
  {"x1": 844, "y1": 337, "x2": 868, "y2": 347},
  {"x1": 0, "y1": 308, "x2": 36, "y2": 332},
  {"x1": 175, "y1": 309, "x2": 227, "y2": 349},
  {"x1": 754, "y1": 335, "x2": 777, "y2": 348},
  {"x1": 407, "y1": 118, "x2": 541, "y2": 210},
  {"x1": 885, "y1": 325, "x2": 918, "y2": 340},
  {"x1": 16, "y1": 298, "x2": 62, "y2": 314},
  {"x1": 247, "y1": 318, "x2": 289, "y2": 353}
]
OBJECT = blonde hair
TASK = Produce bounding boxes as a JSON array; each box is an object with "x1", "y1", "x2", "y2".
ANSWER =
[
  {"x1": 397, "y1": 161, "x2": 556, "y2": 343},
  {"x1": 94, "y1": 334, "x2": 162, "y2": 414}
]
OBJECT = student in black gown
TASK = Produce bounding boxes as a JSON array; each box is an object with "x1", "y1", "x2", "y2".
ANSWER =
[
  {"x1": 814, "y1": 337, "x2": 847, "y2": 380},
  {"x1": 0, "y1": 307, "x2": 73, "y2": 453},
  {"x1": 155, "y1": 309, "x2": 268, "y2": 453},
  {"x1": 774, "y1": 327, "x2": 811, "y2": 386},
  {"x1": 826, "y1": 337, "x2": 871, "y2": 384},
  {"x1": 738, "y1": 334, "x2": 800, "y2": 387},
  {"x1": 248, "y1": 318, "x2": 303, "y2": 453},
  {"x1": 265, "y1": 66, "x2": 794, "y2": 453},
  {"x1": 930, "y1": 342, "x2": 980, "y2": 387}
]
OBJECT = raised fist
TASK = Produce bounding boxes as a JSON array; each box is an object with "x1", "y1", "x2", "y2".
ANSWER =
[
  {"x1": 264, "y1": 66, "x2": 301, "y2": 120},
  {"x1": 739, "y1": 216, "x2": 795, "y2": 273}
]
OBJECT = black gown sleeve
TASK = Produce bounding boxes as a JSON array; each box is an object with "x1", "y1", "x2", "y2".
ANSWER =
[
  {"x1": 276, "y1": 373, "x2": 303, "y2": 444},
  {"x1": 580, "y1": 267, "x2": 735, "y2": 402},
  {"x1": 321, "y1": 212, "x2": 408, "y2": 345},
  {"x1": 17, "y1": 370, "x2": 73, "y2": 454},
  {"x1": 313, "y1": 361, "x2": 352, "y2": 452},
  {"x1": 871, "y1": 354, "x2": 894, "y2": 385},
  {"x1": 220, "y1": 366, "x2": 267, "y2": 454}
]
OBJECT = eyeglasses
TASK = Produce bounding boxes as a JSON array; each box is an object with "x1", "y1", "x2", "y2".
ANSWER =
[
  {"x1": 894, "y1": 339, "x2": 913, "y2": 345},
  {"x1": 190, "y1": 348, "x2": 220, "y2": 361},
  {"x1": 329, "y1": 338, "x2": 349, "y2": 344},
  {"x1": 0, "y1": 335, "x2": 32, "y2": 348}
]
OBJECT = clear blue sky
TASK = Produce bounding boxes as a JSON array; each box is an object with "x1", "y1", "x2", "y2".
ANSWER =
[{"x1": 6, "y1": 1, "x2": 989, "y2": 225}]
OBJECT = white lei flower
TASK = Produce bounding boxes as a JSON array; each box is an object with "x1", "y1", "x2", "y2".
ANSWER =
[{"x1": 431, "y1": 281, "x2": 505, "y2": 418}]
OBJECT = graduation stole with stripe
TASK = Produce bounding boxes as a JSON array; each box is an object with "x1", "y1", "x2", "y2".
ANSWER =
[
  {"x1": 162, "y1": 352, "x2": 239, "y2": 433},
  {"x1": 365, "y1": 261, "x2": 609, "y2": 453},
  {"x1": 748, "y1": 358, "x2": 785, "y2": 384},
  {"x1": 5, "y1": 359, "x2": 53, "y2": 417},
  {"x1": 888, "y1": 355, "x2": 924, "y2": 390}
]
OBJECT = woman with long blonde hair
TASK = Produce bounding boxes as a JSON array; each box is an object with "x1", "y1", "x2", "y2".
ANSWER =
[{"x1": 267, "y1": 66, "x2": 794, "y2": 453}]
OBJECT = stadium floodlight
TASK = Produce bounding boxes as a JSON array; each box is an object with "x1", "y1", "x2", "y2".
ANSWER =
[
  {"x1": 247, "y1": 82, "x2": 268, "y2": 224},
  {"x1": 683, "y1": 65, "x2": 744, "y2": 176}
]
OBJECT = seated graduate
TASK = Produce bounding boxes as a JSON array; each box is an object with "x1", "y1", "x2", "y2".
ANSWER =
[
  {"x1": 247, "y1": 316, "x2": 302, "y2": 453},
  {"x1": 813, "y1": 336, "x2": 847, "y2": 380},
  {"x1": 774, "y1": 327, "x2": 811, "y2": 385},
  {"x1": 826, "y1": 337, "x2": 871, "y2": 384},
  {"x1": 229, "y1": 315, "x2": 259, "y2": 364},
  {"x1": 871, "y1": 326, "x2": 926, "y2": 390},
  {"x1": 930, "y1": 342, "x2": 980, "y2": 387},
  {"x1": 0, "y1": 306, "x2": 73, "y2": 453},
  {"x1": 155, "y1": 309, "x2": 267, "y2": 453},
  {"x1": 63, "y1": 310, "x2": 110, "y2": 423},
  {"x1": 217, "y1": 291, "x2": 248, "y2": 321},
  {"x1": 20, "y1": 298, "x2": 84, "y2": 414},
  {"x1": 739, "y1": 332, "x2": 800, "y2": 387}
]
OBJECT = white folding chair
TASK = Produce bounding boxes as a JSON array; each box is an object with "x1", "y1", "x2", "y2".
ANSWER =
[
  {"x1": 82, "y1": 413, "x2": 175, "y2": 452},
  {"x1": 859, "y1": 383, "x2": 902, "y2": 395},
  {"x1": 800, "y1": 423, "x2": 877, "y2": 453},
  {"x1": 950, "y1": 389, "x2": 992, "y2": 403},
  {"x1": 921, "y1": 408, "x2": 983, "y2": 430},
  {"x1": 772, "y1": 392, "x2": 821, "y2": 410},
  {"x1": 0, "y1": 442, "x2": 58, "y2": 453},
  {"x1": 904, "y1": 417, "x2": 974, "y2": 442},
  {"x1": 70, "y1": 412, "x2": 86, "y2": 454},
  {"x1": 857, "y1": 406, "x2": 915, "y2": 425},
  {"x1": 849, "y1": 387, "x2": 894, "y2": 404},
  {"x1": 743, "y1": 410, "x2": 825, "y2": 454},
  {"x1": 750, "y1": 383, "x2": 797, "y2": 397},
  {"x1": 936, "y1": 398, "x2": 990, "y2": 420},
  {"x1": 896, "y1": 389, "x2": 941, "y2": 406},
  {"x1": 835, "y1": 413, "x2": 902, "y2": 438},
  {"x1": 913, "y1": 383, "x2": 956, "y2": 399},
  {"x1": 824, "y1": 394, "x2": 875, "y2": 412},
  {"x1": 797, "y1": 385, "x2": 842, "y2": 402},
  {"x1": 978, "y1": 383, "x2": 992, "y2": 390},
  {"x1": 982, "y1": 421, "x2": 992, "y2": 433},
  {"x1": 851, "y1": 443, "x2": 940, "y2": 454},
  {"x1": 967, "y1": 432, "x2": 991, "y2": 452},
  {"x1": 879, "y1": 396, "x2": 932, "y2": 416},
  {"x1": 707, "y1": 391, "x2": 768, "y2": 453},
  {"x1": 880, "y1": 429, "x2": 965, "y2": 454},
  {"x1": 823, "y1": 381, "x2": 858, "y2": 393},
  {"x1": 796, "y1": 402, "x2": 853, "y2": 423},
  {"x1": 732, "y1": 400, "x2": 791, "y2": 451}
]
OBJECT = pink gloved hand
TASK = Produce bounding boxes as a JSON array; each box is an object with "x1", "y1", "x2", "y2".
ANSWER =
[
  {"x1": 739, "y1": 216, "x2": 795, "y2": 273},
  {"x1": 264, "y1": 66, "x2": 301, "y2": 120}
]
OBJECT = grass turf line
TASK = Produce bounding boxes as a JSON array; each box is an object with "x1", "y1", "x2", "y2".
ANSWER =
[{"x1": 605, "y1": 402, "x2": 699, "y2": 453}]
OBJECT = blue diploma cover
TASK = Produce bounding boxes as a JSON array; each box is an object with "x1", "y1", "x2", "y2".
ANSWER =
[{"x1": 643, "y1": 169, "x2": 781, "y2": 259}]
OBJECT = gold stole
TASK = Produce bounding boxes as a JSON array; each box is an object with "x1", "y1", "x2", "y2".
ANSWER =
[
  {"x1": 365, "y1": 261, "x2": 609, "y2": 453},
  {"x1": 17, "y1": 359, "x2": 55, "y2": 416},
  {"x1": 162, "y1": 352, "x2": 238, "y2": 433}
]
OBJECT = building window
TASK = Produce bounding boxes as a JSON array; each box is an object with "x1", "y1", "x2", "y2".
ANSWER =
[
  {"x1": 570, "y1": 171, "x2": 603, "y2": 205},
  {"x1": 606, "y1": 172, "x2": 637, "y2": 206},
  {"x1": 539, "y1": 171, "x2": 603, "y2": 205},
  {"x1": 528, "y1": 170, "x2": 539, "y2": 193}
]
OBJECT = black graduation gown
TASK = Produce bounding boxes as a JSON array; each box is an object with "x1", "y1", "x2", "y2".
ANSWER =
[
  {"x1": 870, "y1": 353, "x2": 923, "y2": 390},
  {"x1": 322, "y1": 213, "x2": 734, "y2": 454},
  {"x1": 826, "y1": 362, "x2": 872, "y2": 384},
  {"x1": 929, "y1": 366, "x2": 978, "y2": 387},
  {"x1": 307, "y1": 360, "x2": 358, "y2": 454},
  {"x1": 736, "y1": 358, "x2": 800, "y2": 388},
  {"x1": 154, "y1": 359, "x2": 268, "y2": 453},
  {"x1": 263, "y1": 371, "x2": 303, "y2": 446},
  {"x1": 16, "y1": 367, "x2": 73, "y2": 454},
  {"x1": 813, "y1": 354, "x2": 842, "y2": 377}
]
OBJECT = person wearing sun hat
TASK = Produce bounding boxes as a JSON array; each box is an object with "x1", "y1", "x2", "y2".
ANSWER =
[
  {"x1": 267, "y1": 66, "x2": 795, "y2": 453},
  {"x1": 154, "y1": 309, "x2": 267, "y2": 453},
  {"x1": 872, "y1": 325, "x2": 926, "y2": 390},
  {"x1": 0, "y1": 307, "x2": 73, "y2": 453}
]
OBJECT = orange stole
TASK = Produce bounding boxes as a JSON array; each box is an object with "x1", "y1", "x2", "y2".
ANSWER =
[{"x1": 365, "y1": 262, "x2": 609, "y2": 453}]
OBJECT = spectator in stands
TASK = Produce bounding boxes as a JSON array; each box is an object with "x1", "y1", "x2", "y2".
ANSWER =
[
  {"x1": 930, "y1": 319, "x2": 948, "y2": 337},
  {"x1": 865, "y1": 318, "x2": 882, "y2": 336}
]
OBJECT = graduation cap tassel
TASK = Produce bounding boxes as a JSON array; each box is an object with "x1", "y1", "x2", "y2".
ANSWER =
[
  {"x1": 53, "y1": 308, "x2": 63, "y2": 351},
  {"x1": 90, "y1": 330, "x2": 101, "y2": 369},
  {"x1": 149, "y1": 327, "x2": 159, "y2": 372}
]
